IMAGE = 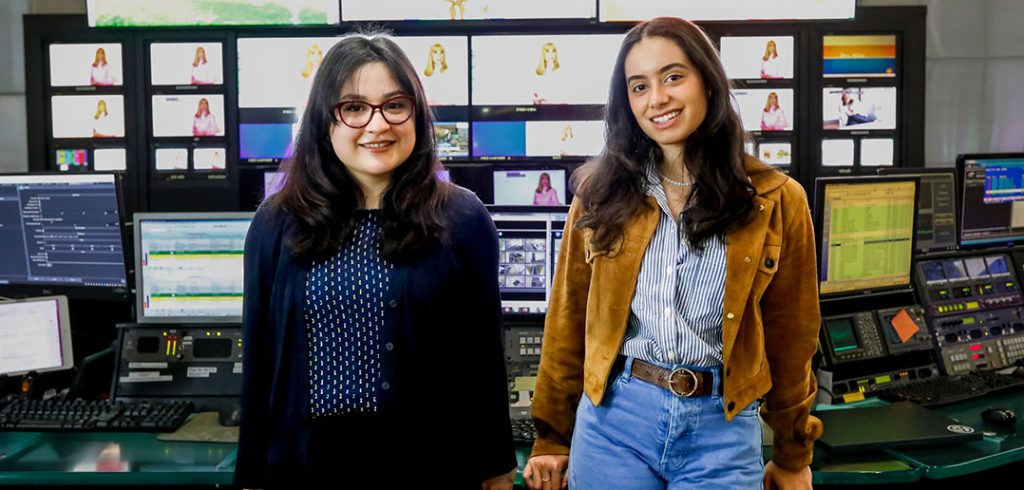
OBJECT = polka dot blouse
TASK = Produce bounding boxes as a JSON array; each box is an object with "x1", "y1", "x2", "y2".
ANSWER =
[{"x1": 304, "y1": 210, "x2": 392, "y2": 416}]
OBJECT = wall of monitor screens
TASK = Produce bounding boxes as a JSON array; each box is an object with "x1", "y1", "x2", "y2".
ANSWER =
[{"x1": 25, "y1": 7, "x2": 925, "y2": 216}]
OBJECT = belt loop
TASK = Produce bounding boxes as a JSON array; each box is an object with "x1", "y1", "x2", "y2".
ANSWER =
[
  {"x1": 712, "y1": 367, "x2": 722, "y2": 396},
  {"x1": 622, "y1": 356, "x2": 635, "y2": 379}
]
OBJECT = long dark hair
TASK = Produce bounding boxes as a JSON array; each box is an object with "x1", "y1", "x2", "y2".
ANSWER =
[
  {"x1": 575, "y1": 17, "x2": 761, "y2": 252},
  {"x1": 270, "y1": 33, "x2": 448, "y2": 263}
]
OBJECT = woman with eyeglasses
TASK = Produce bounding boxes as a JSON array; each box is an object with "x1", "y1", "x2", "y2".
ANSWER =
[{"x1": 236, "y1": 33, "x2": 516, "y2": 490}]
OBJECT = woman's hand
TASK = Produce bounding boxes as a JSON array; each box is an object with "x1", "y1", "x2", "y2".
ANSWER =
[
  {"x1": 763, "y1": 461, "x2": 812, "y2": 490},
  {"x1": 522, "y1": 455, "x2": 569, "y2": 490}
]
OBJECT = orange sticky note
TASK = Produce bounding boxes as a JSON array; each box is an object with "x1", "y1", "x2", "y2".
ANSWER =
[{"x1": 890, "y1": 309, "x2": 919, "y2": 343}]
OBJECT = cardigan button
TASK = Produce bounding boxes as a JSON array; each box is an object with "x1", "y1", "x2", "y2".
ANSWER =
[
  {"x1": 758, "y1": 204, "x2": 765, "y2": 211},
  {"x1": 727, "y1": 401, "x2": 736, "y2": 411},
  {"x1": 744, "y1": 256, "x2": 751, "y2": 263},
  {"x1": 765, "y1": 258, "x2": 775, "y2": 268},
  {"x1": 726, "y1": 312, "x2": 735, "y2": 320}
]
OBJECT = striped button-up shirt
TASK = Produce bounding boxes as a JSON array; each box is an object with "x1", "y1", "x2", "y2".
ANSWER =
[{"x1": 620, "y1": 165, "x2": 727, "y2": 368}]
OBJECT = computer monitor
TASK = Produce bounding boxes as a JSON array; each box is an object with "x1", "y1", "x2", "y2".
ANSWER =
[
  {"x1": 878, "y1": 167, "x2": 958, "y2": 253},
  {"x1": 471, "y1": 34, "x2": 622, "y2": 161},
  {"x1": 957, "y1": 153, "x2": 1024, "y2": 248},
  {"x1": 134, "y1": 212, "x2": 253, "y2": 323},
  {"x1": 0, "y1": 173, "x2": 129, "y2": 301},
  {"x1": 493, "y1": 169, "x2": 567, "y2": 206},
  {"x1": 490, "y1": 207, "x2": 568, "y2": 315},
  {"x1": 0, "y1": 295, "x2": 73, "y2": 377},
  {"x1": 815, "y1": 176, "x2": 919, "y2": 296}
]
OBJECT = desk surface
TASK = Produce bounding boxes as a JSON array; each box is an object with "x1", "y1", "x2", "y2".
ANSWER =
[
  {"x1": 4, "y1": 391, "x2": 1024, "y2": 486},
  {"x1": 0, "y1": 431, "x2": 235, "y2": 485}
]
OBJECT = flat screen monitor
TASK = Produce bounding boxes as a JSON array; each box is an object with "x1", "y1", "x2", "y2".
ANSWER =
[
  {"x1": 88, "y1": 0, "x2": 340, "y2": 26},
  {"x1": 49, "y1": 43, "x2": 123, "y2": 87},
  {"x1": 822, "y1": 139, "x2": 854, "y2": 167},
  {"x1": 957, "y1": 153, "x2": 1024, "y2": 248},
  {"x1": 51, "y1": 95, "x2": 126, "y2": 139},
  {"x1": 600, "y1": 0, "x2": 855, "y2": 21},
  {"x1": 341, "y1": 0, "x2": 595, "y2": 20},
  {"x1": 489, "y1": 208, "x2": 568, "y2": 315},
  {"x1": 471, "y1": 34, "x2": 621, "y2": 161},
  {"x1": 152, "y1": 94, "x2": 226, "y2": 137},
  {"x1": 263, "y1": 171, "x2": 287, "y2": 199},
  {"x1": 757, "y1": 142, "x2": 792, "y2": 166},
  {"x1": 150, "y1": 42, "x2": 224, "y2": 86},
  {"x1": 0, "y1": 173, "x2": 129, "y2": 300},
  {"x1": 720, "y1": 36, "x2": 794, "y2": 80},
  {"x1": 861, "y1": 138, "x2": 895, "y2": 166},
  {"x1": 823, "y1": 34, "x2": 897, "y2": 78},
  {"x1": 878, "y1": 168, "x2": 958, "y2": 254},
  {"x1": 0, "y1": 295, "x2": 73, "y2": 377},
  {"x1": 822, "y1": 87, "x2": 897, "y2": 130},
  {"x1": 493, "y1": 169, "x2": 567, "y2": 206},
  {"x1": 134, "y1": 212, "x2": 253, "y2": 323},
  {"x1": 237, "y1": 36, "x2": 336, "y2": 163},
  {"x1": 732, "y1": 88, "x2": 794, "y2": 132},
  {"x1": 815, "y1": 176, "x2": 918, "y2": 296}
]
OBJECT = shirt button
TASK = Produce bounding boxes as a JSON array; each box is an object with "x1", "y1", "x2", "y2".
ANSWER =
[
  {"x1": 389, "y1": 299, "x2": 398, "y2": 308},
  {"x1": 726, "y1": 312, "x2": 735, "y2": 320},
  {"x1": 385, "y1": 342, "x2": 394, "y2": 351},
  {"x1": 382, "y1": 382, "x2": 391, "y2": 390},
  {"x1": 666, "y1": 351, "x2": 676, "y2": 362},
  {"x1": 666, "y1": 266, "x2": 673, "y2": 275},
  {"x1": 664, "y1": 307, "x2": 672, "y2": 316}
]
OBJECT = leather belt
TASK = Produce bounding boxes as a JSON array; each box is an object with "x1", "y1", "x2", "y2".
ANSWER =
[{"x1": 629, "y1": 358, "x2": 716, "y2": 397}]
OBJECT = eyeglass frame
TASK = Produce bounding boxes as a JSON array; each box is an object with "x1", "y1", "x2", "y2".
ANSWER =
[{"x1": 332, "y1": 95, "x2": 416, "y2": 129}]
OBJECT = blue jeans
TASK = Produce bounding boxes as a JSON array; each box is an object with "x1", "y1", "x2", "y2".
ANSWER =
[{"x1": 568, "y1": 357, "x2": 764, "y2": 489}]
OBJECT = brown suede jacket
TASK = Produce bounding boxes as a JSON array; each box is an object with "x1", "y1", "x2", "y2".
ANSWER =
[{"x1": 530, "y1": 158, "x2": 824, "y2": 472}]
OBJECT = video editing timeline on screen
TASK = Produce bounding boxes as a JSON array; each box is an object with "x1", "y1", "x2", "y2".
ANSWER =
[{"x1": 0, "y1": 174, "x2": 127, "y2": 295}]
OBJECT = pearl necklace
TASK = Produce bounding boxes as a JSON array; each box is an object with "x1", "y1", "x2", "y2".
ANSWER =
[{"x1": 659, "y1": 172, "x2": 694, "y2": 187}]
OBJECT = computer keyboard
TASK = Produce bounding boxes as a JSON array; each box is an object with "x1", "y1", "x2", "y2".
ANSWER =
[
  {"x1": 511, "y1": 418, "x2": 536, "y2": 443},
  {"x1": 0, "y1": 398, "x2": 193, "y2": 432},
  {"x1": 875, "y1": 370, "x2": 1024, "y2": 407}
]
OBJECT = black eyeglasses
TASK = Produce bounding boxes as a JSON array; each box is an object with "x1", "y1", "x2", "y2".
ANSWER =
[{"x1": 333, "y1": 96, "x2": 415, "y2": 129}]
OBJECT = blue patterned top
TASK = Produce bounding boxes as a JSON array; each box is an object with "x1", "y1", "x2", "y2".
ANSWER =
[{"x1": 304, "y1": 210, "x2": 393, "y2": 416}]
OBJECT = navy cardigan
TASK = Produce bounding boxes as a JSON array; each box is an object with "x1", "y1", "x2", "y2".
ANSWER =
[{"x1": 236, "y1": 187, "x2": 516, "y2": 488}]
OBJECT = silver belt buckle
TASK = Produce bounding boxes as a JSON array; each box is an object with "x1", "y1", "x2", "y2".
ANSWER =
[{"x1": 668, "y1": 367, "x2": 699, "y2": 397}]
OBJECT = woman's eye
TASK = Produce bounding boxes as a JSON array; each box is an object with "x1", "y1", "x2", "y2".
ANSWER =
[
  {"x1": 631, "y1": 83, "x2": 646, "y2": 93},
  {"x1": 343, "y1": 103, "x2": 367, "y2": 112},
  {"x1": 666, "y1": 74, "x2": 683, "y2": 83}
]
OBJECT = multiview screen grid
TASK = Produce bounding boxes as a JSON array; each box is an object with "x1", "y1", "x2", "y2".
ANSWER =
[
  {"x1": 138, "y1": 219, "x2": 250, "y2": 319},
  {"x1": 820, "y1": 181, "x2": 916, "y2": 295}
]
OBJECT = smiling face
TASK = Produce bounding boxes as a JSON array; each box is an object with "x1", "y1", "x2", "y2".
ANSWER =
[
  {"x1": 624, "y1": 36, "x2": 708, "y2": 161},
  {"x1": 329, "y1": 62, "x2": 416, "y2": 195},
  {"x1": 431, "y1": 45, "x2": 445, "y2": 65},
  {"x1": 198, "y1": 98, "x2": 209, "y2": 115},
  {"x1": 767, "y1": 92, "x2": 779, "y2": 109}
]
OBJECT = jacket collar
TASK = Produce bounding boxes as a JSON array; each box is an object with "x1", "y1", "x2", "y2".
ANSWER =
[{"x1": 745, "y1": 156, "x2": 789, "y2": 197}]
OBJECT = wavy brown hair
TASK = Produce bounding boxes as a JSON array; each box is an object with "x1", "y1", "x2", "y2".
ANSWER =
[
  {"x1": 575, "y1": 17, "x2": 763, "y2": 252},
  {"x1": 270, "y1": 33, "x2": 449, "y2": 263}
]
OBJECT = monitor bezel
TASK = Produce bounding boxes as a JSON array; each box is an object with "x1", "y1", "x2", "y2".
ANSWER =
[
  {"x1": 133, "y1": 211, "x2": 254, "y2": 324},
  {"x1": 813, "y1": 175, "x2": 920, "y2": 298},
  {"x1": 0, "y1": 172, "x2": 130, "y2": 302},
  {"x1": 956, "y1": 152, "x2": 1024, "y2": 250},
  {"x1": 0, "y1": 295, "x2": 74, "y2": 377},
  {"x1": 877, "y1": 166, "x2": 958, "y2": 254}
]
